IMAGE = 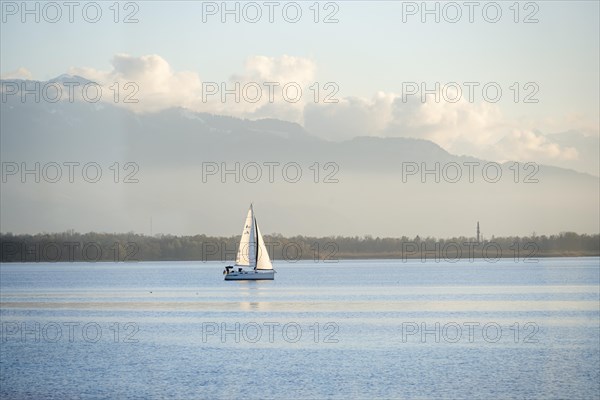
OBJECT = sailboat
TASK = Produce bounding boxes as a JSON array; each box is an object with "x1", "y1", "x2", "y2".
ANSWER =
[{"x1": 223, "y1": 204, "x2": 275, "y2": 281}]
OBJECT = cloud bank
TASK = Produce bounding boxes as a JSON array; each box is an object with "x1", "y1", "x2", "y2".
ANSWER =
[{"x1": 13, "y1": 53, "x2": 597, "y2": 174}]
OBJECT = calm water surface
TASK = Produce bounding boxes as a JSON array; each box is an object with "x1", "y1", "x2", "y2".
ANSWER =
[{"x1": 1, "y1": 258, "x2": 599, "y2": 399}]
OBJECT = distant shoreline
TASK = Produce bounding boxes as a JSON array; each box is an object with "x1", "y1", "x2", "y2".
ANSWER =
[
  {"x1": 334, "y1": 251, "x2": 600, "y2": 259},
  {"x1": 0, "y1": 254, "x2": 598, "y2": 264},
  {"x1": 1, "y1": 231, "x2": 598, "y2": 263}
]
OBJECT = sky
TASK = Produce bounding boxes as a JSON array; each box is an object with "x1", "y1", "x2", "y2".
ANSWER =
[
  {"x1": 2, "y1": 2, "x2": 599, "y2": 165},
  {"x1": 1, "y1": 1, "x2": 599, "y2": 236}
]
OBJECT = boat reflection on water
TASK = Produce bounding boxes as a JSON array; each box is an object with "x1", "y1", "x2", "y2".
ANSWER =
[{"x1": 234, "y1": 278, "x2": 270, "y2": 311}]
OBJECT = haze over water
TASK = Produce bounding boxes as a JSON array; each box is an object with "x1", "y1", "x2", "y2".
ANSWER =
[{"x1": 1, "y1": 258, "x2": 598, "y2": 399}]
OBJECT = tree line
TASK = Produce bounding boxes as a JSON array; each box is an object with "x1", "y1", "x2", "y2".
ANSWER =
[{"x1": 0, "y1": 231, "x2": 598, "y2": 263}]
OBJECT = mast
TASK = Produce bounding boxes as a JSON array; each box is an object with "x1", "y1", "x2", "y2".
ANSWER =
[
  {"x1": 249, "y1": 204, "x2": 256, "y2": 268},
  {"x1": 254, "y1": 217, "x2": 259, "y2": 270}
]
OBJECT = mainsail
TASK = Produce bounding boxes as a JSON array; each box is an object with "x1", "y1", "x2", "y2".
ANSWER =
[{"x1": 235, "y1": 207, "x2": 254, "y2": 266}]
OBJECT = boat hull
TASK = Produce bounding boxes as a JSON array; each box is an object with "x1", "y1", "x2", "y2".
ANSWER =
[{"x1": 224, "y1": 270, "x2": 275, "y2": 281}]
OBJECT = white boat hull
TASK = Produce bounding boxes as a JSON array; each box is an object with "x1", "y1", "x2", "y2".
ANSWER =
[{"x1": 224, "y1": 269, "x2": 274, "y2": 281}]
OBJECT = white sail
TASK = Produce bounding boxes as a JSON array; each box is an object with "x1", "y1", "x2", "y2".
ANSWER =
[
  {"x1": 235, "y1": 207, "x2": 254, "y2": 266},
  {"x1": 248, "y1": 209, "x2": 257, "y2": 268},
  {"x1": 255, "y1": 222, "x2": 273, "y2": 270}
]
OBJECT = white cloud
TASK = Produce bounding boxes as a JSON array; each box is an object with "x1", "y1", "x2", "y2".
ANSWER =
[
  {"x1": 68, "y1": 53, "x2": 317, "y2": 119},
  {"x1": 493, "y1": 129, "x2": 579, "y2": 162},
  {"x1": 304, "y1": 92, "x2": 394, "y2": 141},
  {"x1": 236, "y1": 55, "x2": 316, "y2": 86},
  {"x1": 1, "y1": 67, "x2": 33, "y2": 80},
  {"x1": 304, "y1": 86, "x2": 589, "y2": 166},
  {"x1": 207, "y1": 54, "x2": 317, "y2": 120},
  {"x1": 69, "y1": 54, "x2": 202, "y2": 112},
  {"x1": 53, "y1": 53, "x2": 596, "y2": 172}
]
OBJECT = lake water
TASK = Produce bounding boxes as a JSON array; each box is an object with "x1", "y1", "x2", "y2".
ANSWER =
[{"x1": 1, "y1": 258, "x2": 599, "y2": 399}]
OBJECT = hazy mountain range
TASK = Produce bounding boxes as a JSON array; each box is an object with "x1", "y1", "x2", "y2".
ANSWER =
[{"x1": 1, "y1": 77, "x2": 598, "y2": 237}]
